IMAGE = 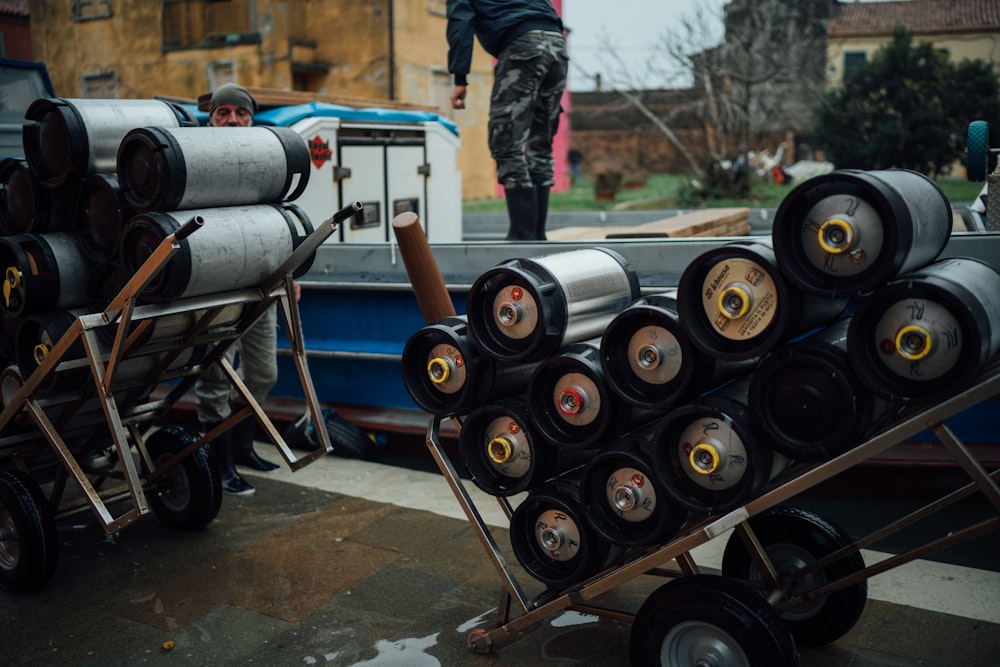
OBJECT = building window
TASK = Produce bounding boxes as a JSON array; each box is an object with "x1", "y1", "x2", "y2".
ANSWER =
[
  {"x1": 843, "y1": 51, "x2": 866, "y2": 77},
  {"x1": 81, "y1": 71, "x2": 117, "y2": 98},
  {"x1": 74, "y1": 0, "x2": 112, "y2": 20},
  {"x1": 208, "y1": 61, "x2": 236, "y2": 91}
]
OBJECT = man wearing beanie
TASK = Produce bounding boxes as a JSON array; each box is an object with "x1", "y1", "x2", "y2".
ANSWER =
[{"x1": 195, "y1": 82, "x2": 281, "y2": 496}]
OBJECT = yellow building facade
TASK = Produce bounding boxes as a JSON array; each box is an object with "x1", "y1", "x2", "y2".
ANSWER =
[{"x1": 26, "y1": 0, "x2": 497, "y2": 200}]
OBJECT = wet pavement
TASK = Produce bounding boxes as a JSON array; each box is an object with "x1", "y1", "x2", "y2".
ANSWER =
[{"x1": 1, "y1": 452, "x2": 998, "y2": 667}]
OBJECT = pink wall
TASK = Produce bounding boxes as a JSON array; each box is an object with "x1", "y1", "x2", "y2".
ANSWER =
[{"x1": 497, "y1": 0, "x2": 571, "y2": 197}]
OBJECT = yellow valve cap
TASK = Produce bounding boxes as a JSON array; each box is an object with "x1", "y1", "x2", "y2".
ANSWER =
[
  {"x1": 33, "y1": 343, "x2": 49, "y2": 365},
  {"x1": 717, "y1": 285, "x2": 751, "y2": 320},
  {"x1": 487, "y1": 436, "x2": 513, "y2": 464},
  {"x1": 426, "y1": 357, "x2": 452, "y2": 384},
  {"x1": 818, "y1": 217, "x2": 855, "y2": 254},
  {"x1": 3, "y1": 266, "x2": 20, "y2": 308},
  {"x1": 689, "y1": 442, "x2": 721, "y2": 475},
  {"x1": 895, "y1": 324, "x2": 932, "y2": 361}
]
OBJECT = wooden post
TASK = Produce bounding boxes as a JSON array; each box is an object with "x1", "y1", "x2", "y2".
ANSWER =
[{"x1": 391, "y1": 212, "x2": 456, "y2": 324}]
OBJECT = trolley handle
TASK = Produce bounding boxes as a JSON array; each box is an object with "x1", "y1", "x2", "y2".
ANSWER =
[
  {"x1": 329, "y1": 200, "x2": 364, "y2": 226},
  {"x1": 175, "y1": 215, "x2": 204, "y2": 241}
]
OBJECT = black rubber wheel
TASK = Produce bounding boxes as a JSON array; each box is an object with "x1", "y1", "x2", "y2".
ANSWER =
[
  {"x1": 323, "y1": 410, "x2": 380, "y2": 460},
  {"x1": 967, "y1": 120, "x2": 990, "y2": 182},
  {"x1": 0, "y1": 469, "x2": 59, "y2": 593},
  {"x1": 721, "y1": 505, "x2": 868, "y2": 646},
  {"x1": 145, "y1": 425, "x2": 222, "y2": 530},
  {"x1": 630, "y1": 574, "x2": 799, "y2": 667}
]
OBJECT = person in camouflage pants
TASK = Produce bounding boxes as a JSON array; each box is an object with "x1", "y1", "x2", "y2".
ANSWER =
[{"x1": 447, "y1": 0, "x2": 569, "y2": 240}]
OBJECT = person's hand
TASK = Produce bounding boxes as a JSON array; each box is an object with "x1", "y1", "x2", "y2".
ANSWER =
[
  {"x1": 293, "y1": 280, "x2": 301, "y2": 302},
  {"x1": 451, "y1": 85, "x2": 467, "y2": 110}
]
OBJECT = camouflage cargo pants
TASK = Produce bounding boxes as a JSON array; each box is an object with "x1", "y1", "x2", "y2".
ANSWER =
[{"x1": 489, "y1": 30, "x2": 569, "y2": 189}]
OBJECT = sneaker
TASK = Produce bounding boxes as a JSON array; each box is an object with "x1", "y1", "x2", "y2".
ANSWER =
[{"x1": 221, "y1": 475, "x2": 256, "y2": 496}]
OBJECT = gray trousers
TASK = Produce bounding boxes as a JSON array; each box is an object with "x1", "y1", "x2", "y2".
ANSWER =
[
  {"x1": 489, "y1": 30, "x2": 569, "y2": 189},
  {"x1": 195, "y1": 303, "x2": 278, "y2": 425}
]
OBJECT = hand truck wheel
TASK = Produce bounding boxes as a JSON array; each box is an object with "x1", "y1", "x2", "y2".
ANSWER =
[{"x1": 0, "y1": 469, "x2": 58, "y2": 593}]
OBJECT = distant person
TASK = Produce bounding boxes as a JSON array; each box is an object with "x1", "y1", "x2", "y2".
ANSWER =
[
  {"x1": 195, "y1": 82, "x2": 289, "y2": 496},
  {"x1": 568, "y1": 147, "x2": 583, "y2": 183},
  {"x1": 446, "y1": 0, "x2": 569, "y2": 240}
]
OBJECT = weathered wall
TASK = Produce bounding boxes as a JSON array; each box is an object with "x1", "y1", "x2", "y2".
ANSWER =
[{"x1": 25, "y1": 0, "x2": 498, "y2": 201}]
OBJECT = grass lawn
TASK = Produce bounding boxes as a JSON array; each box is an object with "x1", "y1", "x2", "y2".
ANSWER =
[{"x1": 462, "y1": 173, "x2": 986, "y2": 213}]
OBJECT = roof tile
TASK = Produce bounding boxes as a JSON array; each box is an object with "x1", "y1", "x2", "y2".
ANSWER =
[{"x1": 829, "y1": 0, "x2": 1000, "y2": 36}]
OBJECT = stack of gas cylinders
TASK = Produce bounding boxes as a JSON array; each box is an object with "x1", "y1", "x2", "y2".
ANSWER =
[
  {"x1": 402, "y1": 168, "x2": 1000, "y2": 589},
  {"x1": 0, "y1": 96, "x2": 313, "y2": 415}
]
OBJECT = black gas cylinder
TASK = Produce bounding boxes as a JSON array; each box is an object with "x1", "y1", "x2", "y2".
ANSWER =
[
  {"x1": 76, "y1": 173, "x2": 135, "y2": 262},
  {"x1": 508, "y1": 474, "x2": 623, "y2": 589},
  {"x1": 601, "y1": 291, "x2": 758, "y2": 411},
  {"x1": 676, "y1": 237, "x2": 849, "y2": 360},
  {"x1": 527, "y1": 339, "x2": 661, "y2": 450},
  {"x1": 401, "y1": 315, "x2": 538, "y2": 417},
  {"x1": 459, "y1": 397, "x2": 591, "y2": 497},
  {"x1": 748, "y1": 318, "x2": 897, "y2": 461},
  {"x1": 580, "y1": 428, "x2": 689, "y2": 549},
  {"x1": 651, "y1": 380, "x2": 791, "y2": 516},
  {"x1": 771, "y1": 169, "x2": 952, "y2": 297},
  {"x1": 846, "y1": 256, "x2": 1000, "y2": 404}
]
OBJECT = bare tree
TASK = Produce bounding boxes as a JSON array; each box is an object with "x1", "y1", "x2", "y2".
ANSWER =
[{"x1": 577, "y1": 0, "x2": 836, "y2": 185}]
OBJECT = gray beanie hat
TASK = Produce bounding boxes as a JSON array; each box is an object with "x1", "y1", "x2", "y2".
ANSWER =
[{"x1": 210, "y1": 82, "x2": 258, "y2": 114}]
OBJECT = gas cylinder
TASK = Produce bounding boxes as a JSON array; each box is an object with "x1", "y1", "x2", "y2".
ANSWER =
[
  {"x1": 771, "y1": 169, "x2": 952, "y2": 297},
  {"x1": 116, "y1": 126, "x2": 310, "y2": 213},
  {"x1": 14, "y1": 309, "x2": 90, "y2": 395},
  {"x1": 0, "y1": 158, "x2": 79, "y2": 234},
  {"x1": 459, "y1": 397, "x2": 591, "y2": 497},
  {"x1": 601, "y1": 291, "x2": 758, "y2": 410},
  {"x1": 466, "y1": 248, "x2": 640, "y2": 362},
  {"x1": 580, "y1": 429, "x2": 689, "y2": 548},
  {"x1": 676, "y1": 237, "x2": 849, "y2": 360},
  {"x1": 120, "y1": 203, "x2": 315, "y2": 302},
  {"x1": 527, "y1": 339, "x2": 661, "y2": 450},
  {"x1": 0, "y1": 364, "x2": 30, "y2": 429},
  {"x1": 651, "y1": 380, "x2": 792, "y2": 516},
  {"x1": 846, "y1": 257, "x2": 1000, "y2": 404},
  {"x1": 76, "y1": 173, "x2": 135, "y2": 262},
  {"x1": 22, "y1": 97, "x2": 195, "y2": 188},
  {"x1": 0, "y1": 232, "x2": 95, "y2": 317},
  {"x1": 508, "y1": 474, "x2": 624, "y2": 589},
  {"x1": 748, "y1": 318, "x2": 897, "y2": 461},
  {"x1": 15, "y1": 308, "x2": 207, "y2": 397},
  {"x1": 401, "y1": 315, "x2": 538, "y2": 416}
]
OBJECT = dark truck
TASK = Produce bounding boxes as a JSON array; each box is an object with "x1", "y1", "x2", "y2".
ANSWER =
[{"x1": 0, "y1": 57, "x2": 55, "y2": 158}]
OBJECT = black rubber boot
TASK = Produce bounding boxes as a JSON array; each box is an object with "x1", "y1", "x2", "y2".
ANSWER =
[
  {"x1": 534, "y1": 185, "x2": 551, "y2": 240},
  {"x1": 231, "y1": 416, "x2": 279, "y2": 472},
  {"x1": 205, "y1": 423, "x2": 255, "y2": 496},
  {"x1": 504, "y1": 186, "x2": 537, "y2": 241}
]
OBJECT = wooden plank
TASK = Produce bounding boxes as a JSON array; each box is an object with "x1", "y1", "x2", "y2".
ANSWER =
[
  {"x1": 196, "y1": 87, "x2": 439, "y2": 114},
  {"x1": 548, "y1": 208, "x2": 751, "y2": 241},
  {"x1": 608, "y1": 219, "x2": 751, "y2": 239}
]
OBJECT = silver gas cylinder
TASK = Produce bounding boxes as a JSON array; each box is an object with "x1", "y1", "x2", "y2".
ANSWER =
[
  {"x1": 467, "y1": 247, "x2": 640, "y2": 362},
  {"x1": 116, "y1": 126, "x2": 311, "y2": 213},
  {"x1": 22, "y1": 98, "x2": 194, "y2": 188},
  {"x1": 0, "y1": 232, "x2": 94, "y2": 317},
  {"x1": 120, "y1": 202, "x2": 315, "y2": 302}
]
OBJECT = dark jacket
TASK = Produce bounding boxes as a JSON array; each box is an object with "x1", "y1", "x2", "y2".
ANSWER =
[{"x1": 446, "y1": 0, "x2": 563, "y2": 85}]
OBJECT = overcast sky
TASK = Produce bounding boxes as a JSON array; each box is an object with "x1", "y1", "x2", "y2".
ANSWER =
[
  {"x1": 562, "y1": 0, "x2": 724, "y2": 91},
  {"x1": 561, "y1": 0, "x2": 890, "y2": 92}
]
